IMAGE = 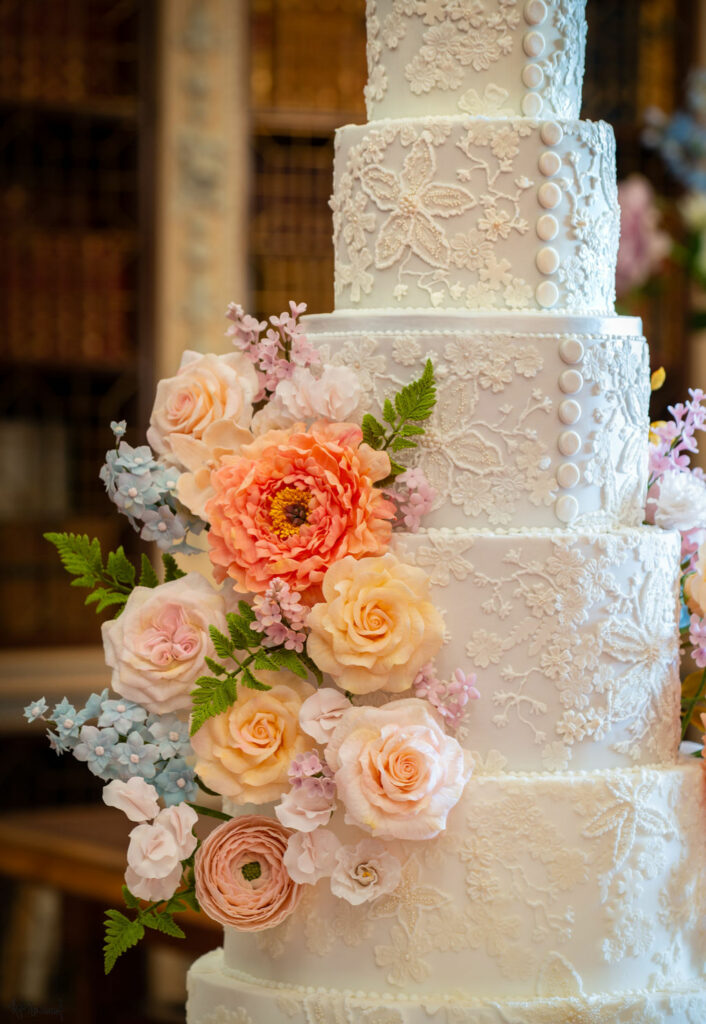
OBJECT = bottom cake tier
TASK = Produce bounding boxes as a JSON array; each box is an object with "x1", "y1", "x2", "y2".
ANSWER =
[
  {"x1": 187, "y1": 760, "x2": 706, "y2": 1022},
  {"x1": 186, "y1": 950, "x2": 706, "y2": 1024}
]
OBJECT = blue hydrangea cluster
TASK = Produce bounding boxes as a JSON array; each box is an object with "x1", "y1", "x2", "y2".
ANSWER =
[
  {"x1": 644, "y1": 70, "x2": 706, "y2": 193},
  {"x1": 24, "y1": 692, "x2": 197, "y2": 806},
  {"x1": 99, "y1": 424, "x2": 203, "y2": 553}
]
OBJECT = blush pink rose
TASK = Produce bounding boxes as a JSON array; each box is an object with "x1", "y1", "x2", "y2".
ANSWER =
[
  {"x1": 101, "y1": 573, "x2": 229, "y2": 715},
  {"x1": 103, "y1": 777, "x2": 160, "y2": 822},
  {"x1": 275, "y1": 776, "x2": 337, "y2": 832},
  {"x1": 205, "y1": 421, "x2": 395, "y2": 601},
  {"x1": 326, "y1": 699, "x2": 472, "y2": 841},
  {"x1": 190, "y1": 671, "x2": 315, "y2": 804},
  {"x1": 299, "y1": 688, "x2": 351, "y2": 744},
  {"x1": 147, "y1": 350, "x2": 258, "y2": 460},
  {"x1": 283, "y1": 828, "x2": 341, "y2": 885},
  {"x1": 195, "y1": 815, "x2": 302, "y2": 931}
]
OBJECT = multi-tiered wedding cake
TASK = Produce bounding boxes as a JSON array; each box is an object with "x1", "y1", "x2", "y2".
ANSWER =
[{"x1": 186, "y1": 1, "x2": 706, "y2": 1021}]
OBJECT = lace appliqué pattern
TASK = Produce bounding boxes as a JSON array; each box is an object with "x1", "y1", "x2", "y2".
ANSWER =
[
  {"x1": 327, "y1": 329, "x2": 648, "y2": 531},
  {"x1": 332, "y1": 120, "x2": 617, "y2": 312}
]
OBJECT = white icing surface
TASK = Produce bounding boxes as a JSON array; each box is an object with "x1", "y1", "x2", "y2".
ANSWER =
[
  {"x1": 391, "y1": 526, "x2": 681, "y2": 771},
  {"x1": 305, "y1": 314, "x2": 649, "y2": 530},
  {"x1": 364, "y1": 0, "x2": 587, "y2": 122},
  {"x1": 331, "y1": 117, "x2": 618, "y2": 313},
  {"x1": 206, "y1": 762, "x2": 705, "y2": 1003}
]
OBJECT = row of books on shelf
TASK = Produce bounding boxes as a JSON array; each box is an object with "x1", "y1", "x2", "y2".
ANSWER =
[
  {"x1": 1, "y1": 231, "x2": 137, "y2": 368},
  {"x1": 0, "y1": 0, "x2": 138, "y2": 108}
]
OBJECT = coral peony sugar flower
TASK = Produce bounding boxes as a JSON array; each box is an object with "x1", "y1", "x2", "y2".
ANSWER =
[{"x1": 205, "y1": 421, "x2": 395, "y2": 599}]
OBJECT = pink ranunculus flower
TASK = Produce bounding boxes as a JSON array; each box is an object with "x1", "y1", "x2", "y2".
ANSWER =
[
  {"x1": 103, "y1": 777, "x2": 160, "y2": 822},
  {"x1": 101, "y1": 573, "x2": 229, "y2": 715},
  {"x1": 205, "y1": 421, "x2": 395, "y2": 601},
  {"x1": 283, "y1": 828, "x2": 341, "y2": 885},
  {"x1": 275, "y1": 775, "x2": 337, "y2": 832},
  {"x1": 325, "y1": 699, "x2": 472, "y2": 841},
  {"x1": 330, "y1": 839, "x2": 402, "y2": 905},
  {"x1": 195, "y1": 815, "x2": 302, "y2": 931},
  {"x1": 190, "y1": 671, "x2": 315, "y2": 804},
  {"x1": 299, "y1": 688, "x2": 351, "y2": 745},
  {"x1": 307, "y1": 553, "x2": 445, "y2": 695},
  {"x1": 147, "y1": 350, "x2": 259, "y2": 460}
]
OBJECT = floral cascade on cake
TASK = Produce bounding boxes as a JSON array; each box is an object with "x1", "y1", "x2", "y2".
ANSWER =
[{"x1": 25, "y1": 4, "x2": 706, "y2": 1024}]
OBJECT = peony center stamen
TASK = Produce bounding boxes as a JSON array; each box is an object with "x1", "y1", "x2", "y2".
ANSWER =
[{"x1": 268, "y1": 486, "x2": 312, "y2": 538}]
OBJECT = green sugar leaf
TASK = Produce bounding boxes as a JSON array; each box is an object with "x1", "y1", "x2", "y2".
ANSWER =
[
  {"x1": 138, "y1": 554, "x2": 159, "y2": 589},
  {"x1": 103, "y1": 909, "x2": 144, "y2": 974},
  {"x1": 44, "y1": 532, "x2": 104, "y2": 588},
  {"x1": 209, "y1": 625, "x2": 235, "y2": 660},
  {"x1": 107, "y1": 547, "x2": 136, "y2": 587},
  {"x1": 162, "y1": 552, "x2": 186, "y2": 582}
]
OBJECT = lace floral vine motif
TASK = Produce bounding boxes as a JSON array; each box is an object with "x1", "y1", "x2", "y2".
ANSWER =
[
  {"x1": 364, "y1": 0, "x2": 586, "y2": 120},
  {"x1": 395, "y1": 529, "x2": 680, "y2": 769},
  {"x1": 332, "y1": 120, "x2": 618, "y2": 311},
  {"x1": 327, "y1": 331, "x2": 648, "y2": 531}
]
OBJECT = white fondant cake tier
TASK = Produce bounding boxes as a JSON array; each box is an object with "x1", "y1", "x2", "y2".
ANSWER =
[
  {"x1": 390, "y1": 526, "x2": 681, "y2": 771},
  {"x1": 365, "y1": 0, "x2": 587, "y2": 123},
  {"x1": 187, "y1": 949, "x2": 706, "y2": 1024},
  {"x1": 191, "y1": 761, "x2": 706, "y2": 1014},
  {"x1": 305, "y1": 312, "x2": 648, "y2": 530},
  {"x1": 331, "y1": 117, "x2": 618, "y2": 314}
]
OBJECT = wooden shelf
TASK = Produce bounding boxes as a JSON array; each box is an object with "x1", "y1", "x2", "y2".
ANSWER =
[{"x1": 0, "y1": 95, "x2": 138, "y2": 121}]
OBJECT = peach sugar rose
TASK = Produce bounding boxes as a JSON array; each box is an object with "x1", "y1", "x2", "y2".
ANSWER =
[
  {"x1": 205, "y1": 421, "x2": 395, "y2": 600},
  {"x1": 147, "y1": 350, "x2": 258, "y2": 460},
  {"x1": 325, "y1": 698, "x2": 472, "y2": 841},
  {"x1": 306, "y1": 552, "x2": 444, "y2": 695},
  {"x1": 101, "y1": 573, "x2": 229, "y2": 715},
  {"x1": 190, "y1": 671, "x2": 315, "y2": 804},
  {"x1": 195, "y1": 815, "x2": 301, "y2": 931}
]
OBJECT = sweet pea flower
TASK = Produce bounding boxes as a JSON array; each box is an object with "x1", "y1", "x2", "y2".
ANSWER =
[
  {"x1": 283, "y1": 828, "x2": 341, "y2": 885},
  {"x1": 299, "y1": 689, "x2": 351, "y2": 745},
  {"x1": 103, "y1": 777, "x2": 161, "y2": 822}
]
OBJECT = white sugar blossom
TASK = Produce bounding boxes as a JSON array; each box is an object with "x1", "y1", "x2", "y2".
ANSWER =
[
  {"x1": 330, "y1": 839, "x2": 402, "y2": 905},
  {"x1": 648, "y1": 469, "x2": 706, "y2": 532}
]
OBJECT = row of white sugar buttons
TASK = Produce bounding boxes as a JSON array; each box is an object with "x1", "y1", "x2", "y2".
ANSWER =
[{"x1": 555, "y1": 337, "x2": 584, "y2": 523}]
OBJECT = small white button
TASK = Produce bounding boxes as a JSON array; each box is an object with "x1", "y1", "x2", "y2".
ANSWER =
[
  {"x1": 538, "y1": 151, "x2": 561, "y2": 177},
  {"x1": 524, "y1": 0, "x2": 547, "y2": 24},
  {"x1": 536, "y1": 246, "x2": 560, "y2": 275},
  {"x1": 557, "y1": 463, "x2": 580, "y2": 489},
  {"x1": 522, "y1": 92, "x2": 543, "y2": 117},
  {"x1": 559, "y1": 369, "x2": 583, "y2": 394},
  {"x1": 522, "y1": 63, "x2": 544, "y2": 89},
  {"x1": 536, "y1": 281, "x2": 559, "y2": 308},
  {"x1": 540, "y1": 121, "x2": 564, "y2": 146},
  {"x1": 523, "y1": 31, "x2": 545, "y2": 57},
  {"x1": 538, "y1": 182, "x2": 562, "y2": 209},
  {"x1": 559, "y1": 399, "x2": 581, "y2": 424},
  {"x1": 559, "y1": 338, "x2": 584, "y2": 364},
  {"x1": 555, "y1": 494, "x2": 579, "y2": 523},
  {"x1": 537, "y1": 214, "x2": 559, "y2": 241},
  {"x1": 558, "y1": 430, "x2": 581, "y2": 456}
]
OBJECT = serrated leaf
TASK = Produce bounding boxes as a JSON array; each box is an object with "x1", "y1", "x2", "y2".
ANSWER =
[
  {"x1": 122, "y1": 885, "x2": 141, "y2": 910},
  {"x1": 253, "y1": 650, "x2": 279, "y2": 671},
  {"x1": 242, "y1": 667, "x2": 271, "y2": 691},
  {"x1": 209, "y1": 625, "x2": 235, "y2": 659},
  {"x1": 141, "y1": 911, "x2": 186, "y2": 939},
  {"x1": 204, "y1": 656, "x2": 226, "y2": 677},
  {"x1": 389, "y1": 436, "x2": 417, "y2": 452},
  {"x1": 297, "y1": 649, "x2": 324, "y2": 686},
  {"x1": 103, "y1": 909, "x2": 144, "y2": 974},
  {"x1": 162, "y1": 552, "x2": 186, "y2": 582},
  {"x1": 84, "y1": 588, "x2": 128, "y2": 614},
  {"x1": 107, "y1": 547, "x2": 136, "y2": 588},
  {"x1": 382, "y1": 397, "x2": 395, "y2": 425},
  {"x1": 190, "y1": 676, "x2": 238, "y2": 734},
  {"x1": 138, "y1": 554, "x2": 160, "y2": 589},
  {"x1": 226, "y1": 612, "x2": 258, "y2": 650},
  {"x1": 267, "y1": 647, "x2": 309, "y2": 679},
  {"x1": 399, "y1": 423, "x2": 425, "y2": 437},
  {"x1": 393, "y1": 359, "x2": 436, "y2": 423},
  {"x1": 44, "y1": 532, "x2": 104, "y2": 588},
  {"x1": 237, "y1": 601, "x2": 256, "y2": 624},
  {"x1": 167, "y1": 888, "x2": 200, "y2": 914},
  {"x1": 362, "y1": 413, "x2": 386, "y2": 449}
]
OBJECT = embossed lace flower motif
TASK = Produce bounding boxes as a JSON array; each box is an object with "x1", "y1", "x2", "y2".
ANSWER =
[{"x1": 359, "y1": 135, "x2": 475, "y2": 270}]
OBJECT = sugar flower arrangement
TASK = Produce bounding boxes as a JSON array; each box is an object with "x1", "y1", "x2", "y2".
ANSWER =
[
  {"x1": 27, "y1": 301, "x2": 479, "y2": 972},
  {"x1": 647, "y1": 375, "x2": 706, "y2": 745}
]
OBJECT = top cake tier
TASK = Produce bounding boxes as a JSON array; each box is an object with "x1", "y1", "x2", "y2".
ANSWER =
[{"x1": 365, "y1": 0, "x2": 587, "y2": 121}]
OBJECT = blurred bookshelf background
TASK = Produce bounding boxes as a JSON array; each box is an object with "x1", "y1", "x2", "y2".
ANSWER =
[{"x1": 0, "y1": 0, "x2": 703, "y2": 1020}]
